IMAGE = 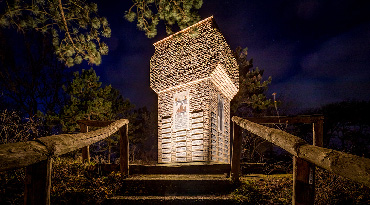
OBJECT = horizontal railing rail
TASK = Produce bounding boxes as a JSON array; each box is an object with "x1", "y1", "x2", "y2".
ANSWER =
[
  {"x1": 231, "y1": 116, "x2": 370, "y2": 186},
  {"x1": 0, "y1": 119, "x2": 129, "y2": 205},
  {"x1": 0, "y1": 119, "x2": 128, "y2": 172}
]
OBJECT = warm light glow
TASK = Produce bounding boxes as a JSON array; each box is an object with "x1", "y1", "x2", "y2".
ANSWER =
[{"x1": 150, "y1": 17, "x2": 239, "y2": 164}]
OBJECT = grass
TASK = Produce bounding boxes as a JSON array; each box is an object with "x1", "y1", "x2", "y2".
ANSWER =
[
  {"x1": 1, "y1": 157, "x2": 370, "y2": 204},
  {"x1": 231, "y1": 174, "x2": 292, "y2": 204}
]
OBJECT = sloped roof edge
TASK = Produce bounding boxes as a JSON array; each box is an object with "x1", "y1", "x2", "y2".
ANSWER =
[{"x1": 153, "y1": 16, "x2": 214, "y2": 47}]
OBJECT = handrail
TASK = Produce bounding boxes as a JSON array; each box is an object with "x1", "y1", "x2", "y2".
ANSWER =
[
  {"x1": 0, "y1": 119, "x2": 129, "y2": 172},
  {"x1": 232, "y1": 116, "x2": 370, "y2": 187}
]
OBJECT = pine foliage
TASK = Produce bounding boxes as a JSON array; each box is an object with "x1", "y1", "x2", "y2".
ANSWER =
[
  {"x1": 125, "y1": 0, "x2": 203, "y2": 38},
  {"x1": 231, "y1": 47, "x2": 273, "y2": 117},
  {"x1": 61, "y1": 68, "x2": 112, "y2": 132},
  {"x1": 0, "y1": 0, "x2": 111, "y2": 67}
]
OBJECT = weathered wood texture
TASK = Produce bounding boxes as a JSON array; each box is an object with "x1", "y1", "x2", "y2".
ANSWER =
[
  {"x1": 24, "y1": 158, "x2": 52, "y2": 205},
  {"x1": 77, "y1": 120, "x2": 114, "y2": 127},
  {"x1": 120, "y1": 124, "x2": 129, "y2": 176},
  {"x1": 247, "y1": 115, "x2": 323, "y2": 205},
  {"x1": 232, "y1": 116, "x2": 370, "y2": 187},
  {"x1": 0, "y1": 119, "x2": 129, "y2": 172},
  {"x1": 231, "y1": 122, "x2": 242, "y2": 182}
]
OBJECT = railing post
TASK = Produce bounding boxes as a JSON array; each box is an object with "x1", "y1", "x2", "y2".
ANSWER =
[
  {"x1": 293, "y1": 118, "x2": 323, "y2": 205},
  {"x1": 24, "y1": 158, "x2": 52, "y2": 205},
  {"x1": 293, "y1": 156, "x2": 314, "y2": 205},
  {"x1": 80, "y1": 123, "x2": 90, "y2": 163},
  {"x1": 119, "y1": 123, "x2": 129, "y2": 176},
  {"x1": 313, "y1": 118, "x2": 324, "y2": 147},
  {"x1": 231, "y1": 121, "x2": 242, "y2": 183}
]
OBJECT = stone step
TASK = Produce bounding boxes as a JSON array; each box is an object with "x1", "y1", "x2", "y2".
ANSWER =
[
  {"x1": 130, "y1": 163, "x2": 231, "y2": 175},
  {"x1": 116, "y1": 174, "x2": 235, "y2": 196},
  {"x1": 104, "y1": 195, "x2": 237, "y2": 205},
  {"x1": 88, "y1": 163, "x2": 231, "y2": 176}
]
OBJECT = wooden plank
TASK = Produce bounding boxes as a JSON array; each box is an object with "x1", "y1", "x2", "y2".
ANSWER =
[
  {"x1": 77, "y1": 120, "x2": 114, "y2": 127},
  {"x1": 80, "y1": 124, "x2": 90, "y2": 163},
  {"x1": 232, "y1": 116, "x2": 370, "y2": 186},
  {"x1": 120, "y1": 124, "x2": 129, "y2": 176},
  {"x1": 293, "y1": 157, "x2": 314, "y2": 205},
  {"x1": 24, "y1": 158, "x2": 52, "y2": 205},
  {"x1": 231, "y1": 122, "x2": 242, "y2": 183},
  {"x1": 246, "y1": 115, "x2": 324, "y2": 124}
]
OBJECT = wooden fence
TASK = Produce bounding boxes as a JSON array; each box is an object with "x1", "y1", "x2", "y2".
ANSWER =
[
  {"x1": 0, "y1": 119, "x2": 129, "y2": 205},
  {"x1": 231, "y1": 116, "x2": 370, "y2": 205}
]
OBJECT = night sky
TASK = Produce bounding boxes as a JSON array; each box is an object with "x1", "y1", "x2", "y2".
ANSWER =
[{"x1": 92, "y1": 0, "x2": 370, "y2": 114}]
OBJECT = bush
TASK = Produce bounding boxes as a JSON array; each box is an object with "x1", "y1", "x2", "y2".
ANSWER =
[
  {"x1": 51, "y1": 157, "x2": 123, "y2": 204},
  {"x1": 0, "y1": 168, "x2": 25, "y2": 205}
]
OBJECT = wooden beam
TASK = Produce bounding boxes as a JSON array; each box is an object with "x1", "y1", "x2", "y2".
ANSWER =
[
  {"x1": 120, "y1": 123, "x2": 129, "y2": 176},
  {"x1": 77, "y1": 120, "x2": 114, "y2": 127},
  {"x1": 232, "y1": 116, "x2": 370, "y2": 187},
  {"x1": 24, "y1": 158, "x2": 52, "y2": 205},
  {"x1": 231, "y1": 121, "x2": 242, "y2": 183},
  {"x1": 80, "y1": 124, "x2": 90, "y2": 163},
  {"x1": 246, "y1": 115, "x2": 324, "y2": 124},
  {"x1": 0, "y1": 119, "x2": 129, "y2": 172}
]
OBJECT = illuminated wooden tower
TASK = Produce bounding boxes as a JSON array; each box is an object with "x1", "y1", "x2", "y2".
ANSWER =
[{"x1": 150, "y1": 16, "x2": 239, "y2": 163}]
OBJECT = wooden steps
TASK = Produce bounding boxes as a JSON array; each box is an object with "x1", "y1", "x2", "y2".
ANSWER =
[
  {"x1": 104, "y1": 163, "x2": 238, "y2": 204},
  {"x1": 105, "y1": 195, "x2": 236, "y2": 204},
  {"x1": 90, "y1": 162, "x2": 231, "y2": 175}
]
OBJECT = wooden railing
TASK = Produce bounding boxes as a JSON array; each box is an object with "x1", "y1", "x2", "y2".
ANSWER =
[
  {"x1": 0, "y1": 119, "x2": 129, "y2": 205},
  {"x1": 231, "y1": 116, "x2": 370, "y2": 205}
]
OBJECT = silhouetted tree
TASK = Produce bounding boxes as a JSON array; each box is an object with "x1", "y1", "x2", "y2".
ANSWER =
[
  {"x1": 61, "y1": 68, "x2": 112, "y2": 132},
  {"x1": 231, "y1": 46, "x2": 273, "y2": 118},
  {"x1": 230, "y1": 47, "x2": 276, "y2": 163},
  {"x1": 319, "y1": 100, "x2": 370, "y2": 157}
]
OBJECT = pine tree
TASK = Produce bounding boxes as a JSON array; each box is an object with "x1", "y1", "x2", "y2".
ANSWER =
[
  {"x1": 125, "y1": 0, "x2": 203, "y2": 38},
  {"x1": 61, "y1": 68, "x2": 112, "y2": 132},
  {"x1": 0, "y1": 0, "x2": 203, "y2": 66},
  {"x1": 231, "y1": 47, "x2": 273, "y2": 117},
  {"x1": 0, "y1": 0, "x2": 111, "y2": 67}
]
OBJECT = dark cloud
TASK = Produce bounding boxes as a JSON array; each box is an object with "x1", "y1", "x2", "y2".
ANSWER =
[{"x1": 301, "y1": 23, "x2": 370, "y2": 79}]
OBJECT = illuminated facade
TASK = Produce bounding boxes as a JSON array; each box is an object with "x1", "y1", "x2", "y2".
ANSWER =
[{"x1": 150, "y1": 16, "x2": 239, "y2": 163}]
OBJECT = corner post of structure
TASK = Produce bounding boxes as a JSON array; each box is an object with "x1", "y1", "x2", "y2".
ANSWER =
[
  {"x1": 24, "y1": 158, "x2": 52, "y2": 205},
  {"x1": 80, "y1": 123, "x2": 90, "y2": 163},
  {"x1": 119, "y1": 123, "x2": 129, "y2": 176},
  {"x1": 231, "y1": 121, "x2": 242, "y2": 183}
]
